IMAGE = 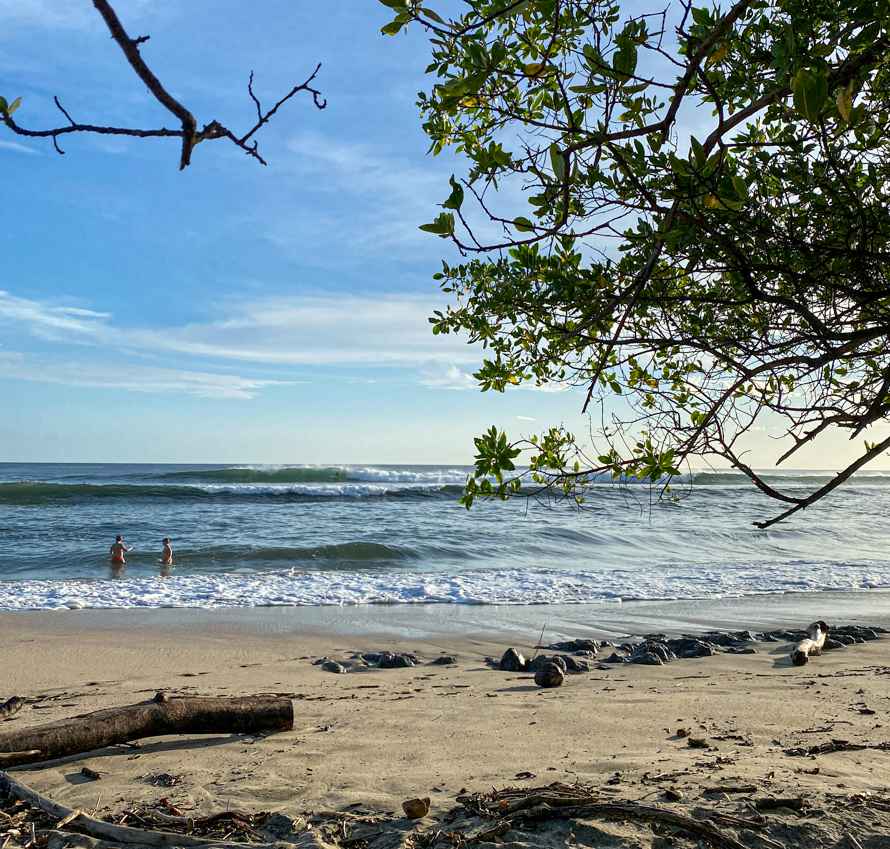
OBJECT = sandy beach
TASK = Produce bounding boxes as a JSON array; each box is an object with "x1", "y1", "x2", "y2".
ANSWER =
[{"x1": 2, "y1": 605, "x2": 890, "y2": 848}]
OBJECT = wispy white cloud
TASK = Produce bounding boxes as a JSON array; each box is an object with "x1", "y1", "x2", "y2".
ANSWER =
[
  {"x1": 269, "y1": 132, "x2": 451, "y2": 258},
  {"x1": 516, "y1": 415, "x2": 536, "y2": 421},
  {"x1": 0, "y1": 353, "x2": 284, "y2": 399},
  {"x1": 274, "y1": 131, "x2": 545, "y2": 264},
  {"x1": 419, "y1": 361, "x2": 476, "y2": 390},
  {"x1": 0, "y1": 290, "x2": 478, "y2": 366},
  {"x1": 286, "y1": 132, "x2": 444, "y2": 210},
  {"x1": 0, "y1": 140, "x2": 41, "y2": 155},
  {"x1": 0, "y1": 291, "x2": 110, "y2": 341}
]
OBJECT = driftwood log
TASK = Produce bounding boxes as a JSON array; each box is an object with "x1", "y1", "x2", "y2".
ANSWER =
[
  {"x1": 0, "y1": 695, "x2": 293, "y2": 767},
  {"x1": 791, "y1": 621, "x2": 828, "y2": 666},
  {"x1": 0, "y1": 770, "x2": 281, "y2": 848}
]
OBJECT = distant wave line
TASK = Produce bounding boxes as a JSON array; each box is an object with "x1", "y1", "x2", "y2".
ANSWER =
[
  {"x1": 0, "y1": 481, "x2": 465, "y2": 503},
  {"x1": 157, "y1": 466, "x2": 470, "y2": 484}
]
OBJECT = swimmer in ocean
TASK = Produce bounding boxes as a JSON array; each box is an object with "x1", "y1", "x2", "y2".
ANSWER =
[
  {"x1": 160, "y1": 538, "x2": 173, "y2": 566},
  {"x1": 110, "y1": 535, "x2": 132, "y2": 564}
]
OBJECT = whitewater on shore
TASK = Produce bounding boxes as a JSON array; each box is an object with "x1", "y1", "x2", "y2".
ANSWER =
[{"x1": 1, "y1": 462, "x2": 889, "y2": 612}]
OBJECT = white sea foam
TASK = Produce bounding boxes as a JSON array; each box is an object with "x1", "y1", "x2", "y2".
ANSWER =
[
  {"x1": 195, "y1": 482, "x2": 453, "y2": 496},
  {"x1": 1, "y1": 563, "x2": 889, "y2": 611},
  {"x1": 345, "y1": 467, "x2": 468, "y2": 484}
]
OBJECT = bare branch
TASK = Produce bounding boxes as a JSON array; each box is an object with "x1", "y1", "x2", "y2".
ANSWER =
[
  {"x1": 750, "y1": 433, "x2": 890, "y2": 528},
  {"x1": 90, "y1": 0, "x2": 198, "y2": 168},
  {"x1": 1, "y1": 0, "x2": 325, "y2": 169}
]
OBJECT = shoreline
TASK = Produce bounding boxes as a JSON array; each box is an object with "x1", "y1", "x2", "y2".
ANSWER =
[
  {"x1": 2, "y1": 599, "x2": 890, "y2": 847},
  {"x1": 3, "y1": 588, "x2": 890, "y2": 642}
]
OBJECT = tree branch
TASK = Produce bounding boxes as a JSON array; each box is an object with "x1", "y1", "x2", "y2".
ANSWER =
[
  {"x1": 1, "y1": 0, "x2": 325, "y2": 169},
  {"x1": 90, "y1": 0, "x2": 197, "y2": 169}
]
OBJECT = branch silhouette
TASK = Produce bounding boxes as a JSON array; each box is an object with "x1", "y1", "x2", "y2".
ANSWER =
[{"x1": 1, "y1": 0, "x2": 325, "y2": 169}]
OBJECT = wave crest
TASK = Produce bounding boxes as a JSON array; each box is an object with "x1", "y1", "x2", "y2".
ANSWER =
[{"x1": 0, "y1": 480, "x2": 464, "y2": 504}]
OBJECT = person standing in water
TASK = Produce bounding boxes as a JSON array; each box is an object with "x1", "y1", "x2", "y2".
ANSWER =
[
  {"x1": 110, "y1": 535, "x2": 132, "y2": 564},
  {"x1": 160, "y1": 538, "x2": 173, "y2": 566}
]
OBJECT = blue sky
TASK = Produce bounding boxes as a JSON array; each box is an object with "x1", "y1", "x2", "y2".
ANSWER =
[
  {"x1": 0, "y1": 0, "x2": 593, "y2": 463},
  {"x1": 0, "y1": 1, "x2": 884, "y2": 470}
]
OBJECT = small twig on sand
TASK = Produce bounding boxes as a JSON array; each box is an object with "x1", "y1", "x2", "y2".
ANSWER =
[{"x1": 531, "y1": 622, "x2": 547, "y2": 662}]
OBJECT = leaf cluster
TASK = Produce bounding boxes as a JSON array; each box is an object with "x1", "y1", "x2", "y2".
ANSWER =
[{"x1": 382, "y1": 0, "x2": 890, "y2": 526}]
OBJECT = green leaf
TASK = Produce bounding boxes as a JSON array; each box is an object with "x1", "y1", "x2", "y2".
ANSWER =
[
  {"x1": 381, "y1": 20, "x2": 404, "y2": 35},
  {"x1": 418, "y1": 6, "x2": 447, "y2": 25},
  {"x1": 582, "y1": 44, "x2": 604, "y2": 66},
  {"x1": 612, "y1": 43, "x2": 637, "y2": 79},
  {"x1": 791, "y1": 69, "x2": 828, "y2": 123},
  {"x1": 690, "y1": 6, "x2": 711, "y2": 26},
  {"x1": 668, "y1": 152, "x2": 690, "y2": 176},
  {"x1": 513, "y1": 217, "x2": 535, "y2": 232},
  {"x1": 442, "y1": 175, "x2": 464, "y2": 210},
  {"x1": 549, "y1": 143, "x2": 565, "y2": 181},
  {"x1": 7, "y1": 97, "x2": 21, "y2": 116},
  {"x1": 378, "y1": 0, "x2": 408, "y2": 8},
  {"x1": 717, "y1": 197, "x2": 744, "y2": 211},
  {"x1": 419, "y1": 212, "x2": 455, "y2": 237},
  {"x1": 0, "y1": 97, "x2": 7, "y2": 114}
]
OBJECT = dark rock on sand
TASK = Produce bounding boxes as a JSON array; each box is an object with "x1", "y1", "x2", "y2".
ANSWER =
[
  {"x1": 529, "y1": 655, "x2": 567, "y2": 673},
  {"x1": 572, "y1": 650, "x2": 597, "y2": 659},
  {"x1": 548, "y1": 639, "x2": 600, "y2": 653},
  {"x1": 702, "y1": 631, "x2": 750, "y2": 648},
  {"x1": 377, "y1": 652, "x2": 417, "y2": 669},
  {"x1": 632, "y1": 641, "x2": 675, "y2": 663},
  {"x1": 557, "y1": 654, "x2": 590, "y2": 673},
  {"x1": 543, "y1": 654, "x2": 591, "y2": 673},
  {"x1": 629, "y1": 651, "x2": 664, "y2": 666},
  {"x1": 824, "y1": 638, "x2": 846, "y2": 650},
  {"x1": 500, "y1": 648, "x2": 527, "y2": 671},
  {"x1": 527, "y1": 655, "x2": 550, "y2": 672},
  {"x1": 321, "y1": 660, "x2": 346, "y2": 674},
  {"x1": 431, "y1": 656, "x2": 457, "y2": 665},
  {"x1": 356, "y1": 651, "x2": 419, "y2": 668},
  {"x1": 667, "y1": 637, "x2": 715, "y2": 658},
  {"x1": 708, "y1": 629, "x2": 755, "y2": 643},
  {"x1": 833, "y1": 625, "x2": 878, "y2": 639},
  {"x1": 534, "y1": 662, "x2": 564, "y2": 688},
  {"x1": 603, "y1": 652, "x2": 627, "y2": 664}
]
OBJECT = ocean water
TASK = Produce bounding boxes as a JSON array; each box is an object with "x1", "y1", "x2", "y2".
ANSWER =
[{"x1": 0, "y1": 462, "x2": 889, "y2": 611}]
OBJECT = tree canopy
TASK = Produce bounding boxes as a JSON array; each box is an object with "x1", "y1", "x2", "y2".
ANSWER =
[{"x1": 381, "y1": 0, "x2": 890, "y2": 526}]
